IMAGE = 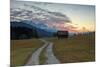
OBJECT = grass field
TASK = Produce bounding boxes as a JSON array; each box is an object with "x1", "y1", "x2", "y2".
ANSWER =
[
  {"x1": 11, "y1": 32, "x2": 95, "y2": 66},
  {"x1": 11, "y1": 39, "x2": 44, "y2": 66},
  {"x1": 47, "y1": 33, "x2": 95, "y2": 63}
]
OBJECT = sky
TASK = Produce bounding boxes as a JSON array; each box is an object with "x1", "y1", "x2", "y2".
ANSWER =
[
  {"x1": 32, "y1": 2, "x2": 95, "y2": 32},
  {"x1": 11, "y1": 1, "x2": 95, "y2": 33}
]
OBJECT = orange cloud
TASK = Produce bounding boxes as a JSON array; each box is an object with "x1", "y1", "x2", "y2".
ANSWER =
[
  {"x1": 45, "y1": 21, "x2": 90, "y2": 33},
  {"x1": 56, "y1": 23, "x2": 89, "y2": 33}
]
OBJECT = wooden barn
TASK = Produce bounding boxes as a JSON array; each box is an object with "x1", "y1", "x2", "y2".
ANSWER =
[{"x1": 56, "y1": 31, "x2": 68, "y2": 39}]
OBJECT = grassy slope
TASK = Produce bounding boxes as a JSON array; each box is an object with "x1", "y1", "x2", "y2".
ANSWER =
[
  {"x1": 11, "y1": 39, "x2": 44, "y2": 66},
  {"x1": 48, "y1": 33, "x2": 95, "y2": 63}
]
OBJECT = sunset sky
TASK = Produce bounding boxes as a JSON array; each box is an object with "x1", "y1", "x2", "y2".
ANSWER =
[
  {"x1": 11, "y1": 1, "x2": 95, "y2": 33},
  {"x1": 32, "y1": 2, "x2": 95, "y2": 32}
]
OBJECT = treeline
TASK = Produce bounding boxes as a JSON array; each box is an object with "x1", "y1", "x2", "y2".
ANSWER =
[{"x1": 11, "y1": 22, "x2": 39, "y2": 40}]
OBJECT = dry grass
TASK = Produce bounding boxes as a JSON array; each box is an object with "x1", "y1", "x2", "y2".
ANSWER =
[
  {"x1": 48, "y1": 33, "x2": 95, "y2": 63},
  {"x1": 11, "y1": 33, "x2": 95, "y2": 66},
  {"x1": 39, "y1": 46, "x2": 47, "y2": 65},
  {"x1": 11, "y1": 38, "x2": 44, "y2": 66}
]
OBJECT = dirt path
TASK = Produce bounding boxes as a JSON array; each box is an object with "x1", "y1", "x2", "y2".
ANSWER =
[
  {"x1": 41, "y1": 39, "x2": 60, "y2": 64},
  {"x1": 25, "y1": 39, "x2": 60, "y2": 65},
  {"x1": 25, "y1": 42, "x2": 47, "y2": 65},
  {"x1": 45, "y1": 42, "x2": 60, "y2": 64}
]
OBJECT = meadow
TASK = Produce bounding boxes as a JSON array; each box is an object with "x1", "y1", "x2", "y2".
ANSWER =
[
  {"x1": 47, "y1": 33, "x2": 95, "y2": 63},
  {"x1": 11, "y1": 39, "x2": 44, "y2": 66},
  {"x1": 11, "y1": 32, "x2": 95, "y2": 66}
]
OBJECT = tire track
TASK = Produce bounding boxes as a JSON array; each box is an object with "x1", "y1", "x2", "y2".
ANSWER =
[
  {"x1": 25, "y1": 42, "x2": 47, "y2": 65},
  {"x1": 25, "y1": 39, "x2": 60, "y2": 66},
  {"x1": 45, "y1": 42, "x2": 60, "y2": 64}
]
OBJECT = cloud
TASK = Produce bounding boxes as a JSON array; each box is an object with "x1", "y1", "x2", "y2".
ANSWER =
[{"x1": 48, "y1": 22, "x2": 89, "y2": 33}]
